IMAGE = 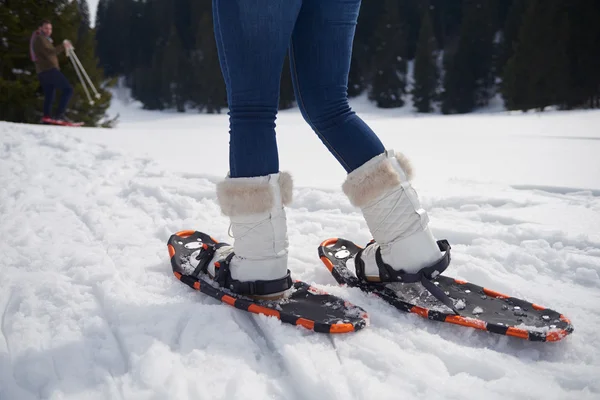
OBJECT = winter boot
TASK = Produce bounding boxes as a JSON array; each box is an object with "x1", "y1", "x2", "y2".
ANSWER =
[
  {"x1": 207, "y1": 171, "x2": 293, "y2": 299},
  {"x1": 342, "y1": 149, "x2": 445, "y2": 282}
]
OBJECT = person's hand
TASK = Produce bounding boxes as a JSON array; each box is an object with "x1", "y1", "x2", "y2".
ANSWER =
[{"x1": 63, "y1": 39, "x2": 73, "y2": 51}]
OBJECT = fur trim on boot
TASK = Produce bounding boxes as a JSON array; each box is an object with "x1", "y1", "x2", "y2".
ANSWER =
[
  {"x1": 342, "y1": 152, "x2": 413, "y2": 208},
  {"x1": 211, "y1": 172, "x2": 293, "y2": 296},
  {"x1": 217, "y1": 171, "x2": 293, "y2": 216},
  {"x1": 342, "y1": 150, "x2": 441, "y2": 277}
]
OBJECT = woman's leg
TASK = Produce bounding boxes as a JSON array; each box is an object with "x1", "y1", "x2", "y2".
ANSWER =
[
  {"x1": 213, "y1": 0, "x2": 302, "y2": 178},
  {"x1": 291, "y1": 0, "x2": 443, "y2": 277},
  {"x1": 210, "y1": 0, "x2": 302, "y2": 293},
  {"x1": 289, "y1": 0, "x2": 385, "y2": 173}
]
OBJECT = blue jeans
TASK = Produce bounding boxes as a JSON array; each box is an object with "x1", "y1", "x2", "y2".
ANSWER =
[
  {"x1": 213, "y1": 0, "x2": 385, "y2": 177},
  {"x1": 38, "y1": 68, "x2": 73, "y2": 117}
]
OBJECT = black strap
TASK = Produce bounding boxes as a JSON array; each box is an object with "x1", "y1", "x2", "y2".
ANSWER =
[
  {"x1": 357, "y1": 240, "x2": 459, "y2": 315},
  {"x1": 214, "y1": 253, "x2": 293, "y2": 296},
  {"x1": 192, "y1": 242, "x2": 228, "y2": 277},
  {"x1": 374, "y1": 240, "x2": 451, "y2": 282}
]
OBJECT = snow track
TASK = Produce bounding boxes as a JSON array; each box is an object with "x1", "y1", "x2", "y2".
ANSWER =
[{"x1": 1, "y1": 112, "x2": 600, "y2": 399}]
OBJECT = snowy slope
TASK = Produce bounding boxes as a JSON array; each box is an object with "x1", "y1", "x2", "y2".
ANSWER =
[{"x1": 1, "y1": 102, "x2": 600, "y2": 400}]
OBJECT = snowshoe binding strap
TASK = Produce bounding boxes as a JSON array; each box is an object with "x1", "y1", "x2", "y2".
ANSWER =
[
  {"x1": 191, "y1": 242, "x2": 229, "y2": 277},
  {"x1": 356, "y1": 239, "x2": 459, "y2": 314},
  {"x1": 214, "y1": 253, "x2": 293, "y2": 297}
]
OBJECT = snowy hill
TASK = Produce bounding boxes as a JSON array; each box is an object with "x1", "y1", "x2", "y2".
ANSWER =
[{"x1": 1, "y1": 101, "x2": 600, "y2": 399}]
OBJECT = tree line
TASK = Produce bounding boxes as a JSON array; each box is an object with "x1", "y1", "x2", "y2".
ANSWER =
[
  {"x1": 2, "y1": 1, "x2": 599, "y2": 127},
  {"x1": 96, "y1": 0, "x2": 600, "y2": 115}
]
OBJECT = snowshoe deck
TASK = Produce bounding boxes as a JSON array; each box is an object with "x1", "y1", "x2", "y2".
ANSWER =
[
  {"x1": 318, "y1": 238, "x2": 573, "y2": 342},
  {"x1": 41, "y1": 117, "x2": 84, "y2": 127},
  {"x1": 167, "y1": 230, "x2": 368, "y2": 334}
]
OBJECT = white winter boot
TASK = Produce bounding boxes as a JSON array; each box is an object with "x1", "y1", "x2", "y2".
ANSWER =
[
  {"x1": 207, "y1": 171, "x2": 293, "y2": 298},
  {"x1": 342, "y1": 150, "x2": 445, "y2": 282}
]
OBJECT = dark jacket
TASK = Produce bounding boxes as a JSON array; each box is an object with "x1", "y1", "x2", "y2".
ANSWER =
[{"x1": 32, "y1": 33, "x2": 65, "y2": 74}]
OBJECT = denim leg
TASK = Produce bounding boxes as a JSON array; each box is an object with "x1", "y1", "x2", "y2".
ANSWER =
[
  {"x1": 53, "y1": 70, "x2": 73, "y2": 117},
  {"x1": 42, "y1": 85, "x2": 55, "y2": 117},
  {"x1": 213, "y1": 0, "x2": 302, "y2": 178},
  {"x1": 290, "y1": 0, "x2": 385, "y2": 173},
  {"x1": 38, "y1": 70, "x2": 56, "y2": 117}
]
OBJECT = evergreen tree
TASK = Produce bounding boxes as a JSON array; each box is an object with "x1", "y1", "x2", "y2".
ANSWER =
[
  {"x1": 502, "y1": 0, "x2": 570, "y2": 111},
  {"x1": 279, "y1": 55, "x2": 296, "y2": 110},
  {"x1": 0, "y1": 0, "x2": 112, "y2": 126},
  {"x1": 348, "y1": 1, "x2": 383, "y2": 97},
  {"x1": 95, "y1": 0, "x2": 136, "y2": 77},
  {"x1": 496, "y1": 0, "x2": 528, "y2": 79},
  {"x1": 398, "y1": 0, "x2": 421, "y2": 60},
  {"x1": 564, "y1": 0, "x2": 600, "y2": 108},
  {"x1": 412, "y1": 7, "x2": 439, "y2": 113},
  {"x1": 494, "y1": 0, "x2": 514, "y2": 31},
  {"x1": 77, "y1": 0, "x2": 90, "y2": 41},
  {"x1": 163, "y1": 25, "x2": 185, "y2": 112},
  {"x1": 83, "y1": 0, "x2": 600, "y2": 115},
  {"x1": 94, "y1": 0, "x2": 107, "y2": 61},
  {"x1": 429, "y1": 0, "x2": 463, "y2": 50},
  {"x1": 368, "y1": 0, "x2": 408, "y2": 108},
  {"x1": 347, "y1": 55, "x2": 365, "y2": 97},
  {"x1": 0, "y1": 0, "x2": 42, "y2": 122},
  {"x1": 190, "y1": 2, "x2": 227, "y2": 113},
  {"x1": 442, "y1": 0, "x2": 496, "y2": 114}
]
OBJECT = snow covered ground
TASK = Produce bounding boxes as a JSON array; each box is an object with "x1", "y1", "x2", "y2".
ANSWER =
[{"x1": 1, "y1": 97, "x2": 599, "y2": 399}]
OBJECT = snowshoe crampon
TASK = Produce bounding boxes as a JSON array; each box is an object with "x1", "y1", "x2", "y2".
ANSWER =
[
  {"x1": 167, "y1": 230, "x2": 368, "y2": 334},
  {"x1": 318, "y1": 238, "x2": 573, "y2": 342}
]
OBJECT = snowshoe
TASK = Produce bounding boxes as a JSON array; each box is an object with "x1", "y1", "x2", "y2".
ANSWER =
[
  {"x1": 318, "y1": 237, "x2": 573, "y2": 342},
  {"x1": 41, "y1": 116, "x2": 84, "y2": 127},
  {"x1": 167, "y1": 230, "x2": 368, "y2": 334}
]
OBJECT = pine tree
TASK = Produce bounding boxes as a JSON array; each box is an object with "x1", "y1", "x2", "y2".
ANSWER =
[
  {"x1": 0, "y1": 0, "x2": 112, "y2": 125},
  {"x1": 412, "y1": 7, "x2": 439, "y2": 113},
  {"x1": 564, "y1": 0, "x2": 600, "y2": 108},
  {"x1": 494, "y1": 0, "x2": 514, "y2": 31},
  {"x1": 190, "y1": 1, "x2": 227, "y2": 113},
  {"x1": 429, "y1": 0, "x2": 463, "y2": 50},
  {"x1": 496, "y1": 0, "x2": 527, "y2": 79},
  {"x1": 95, "y1": 0, "x2": 136, "y2": 77},
  {"x1": 95, "y1": 0, "x2": 116, "y2": 76},
  {"x1": 0, "y1": 0, "x2": 42, "y2": 122},
  {"x1": 368, "y1": 0, "x2": 408, "y2": 108},
  {"x1": 347, "y1": 55, "x2": 365, "y2": 97},
  {"x1": 163, "y1": 25, "x2": 185, "y2": 112},
  {"x1": 348, "y1": 1, "x2": 384, "y2": 97},
  {"x1": 279, "y1": 55, "x2": 295, "y2": 110},
  {"x1": 502, "y1": 0, "x2": 570, "y2": 111},
  {"x1": 398, "y1": 0, "x2": 421, "y2": 60},
  {"x1": 77, "y1": 0, "x2": 90, "y2": 41},
  {"x1": 94, "y1": 0, "x2": 108, "y2": 63},
  {"x1": 441, "y1": 0, "x2": 496, "y2": 114}
]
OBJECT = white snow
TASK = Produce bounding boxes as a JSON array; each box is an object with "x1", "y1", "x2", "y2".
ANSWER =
[
  {"x1": 88, "y1": 0, "x2": 99, "y2": 27},
  {"x1": 472, "y1": 307, "x2": 484, "y2": 315},
  {"x1": 1, "y1": 95, "x2": 600, "y2": 399}
]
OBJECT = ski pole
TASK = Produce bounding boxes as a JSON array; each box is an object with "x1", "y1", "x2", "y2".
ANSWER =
[
  {"x1": 67, "y1": 48, "x2": 94, "y2": 105},
  {"x1": 69, "y1": 48, "x2": 101, "y2": 100}
]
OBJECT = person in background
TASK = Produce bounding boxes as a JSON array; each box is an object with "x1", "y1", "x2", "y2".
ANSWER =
[{"x1": 30, "y1": 19, "x2": 74, "y2": 125}]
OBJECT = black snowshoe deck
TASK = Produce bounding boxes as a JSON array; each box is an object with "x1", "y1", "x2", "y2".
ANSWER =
[
  {"x1": 168, "y1": 230, "x2": 368, "y2": 334},
  {"x1": 318, "y1": 238, "x2": 573, "y2": 342}
]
